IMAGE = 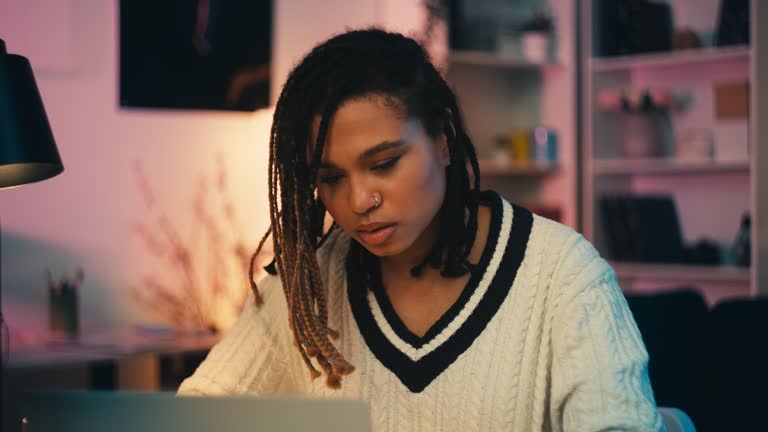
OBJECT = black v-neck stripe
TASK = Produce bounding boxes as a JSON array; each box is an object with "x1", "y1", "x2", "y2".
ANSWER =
[
  {"x1": 368, "y1": 192, "x2": 503, "y2": 349},
  {"x1": 346, "y1": 191, "x2": 534, "y2": 393}
]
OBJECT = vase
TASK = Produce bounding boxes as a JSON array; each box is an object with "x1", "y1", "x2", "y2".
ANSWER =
[{"x1": 621, "y1": 112, "x2": 669, "y2": 158}]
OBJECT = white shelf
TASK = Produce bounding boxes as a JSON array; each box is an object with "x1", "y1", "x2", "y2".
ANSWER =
[
  {"x1": 479, "y1": 159, "x2": 558, "y2": 176},
  {"x1": 593, "y1": 158, "x2": 750, "y2": 175},
  {"x1": 582, "y1": 0, "x2": 766, "y2": 297},
  {"x1": 590, "y1": 45, "x2": 750, "y2": 72},
  {"x1": 449, "y1": 50, "x2": 557, "y2": 68},
  {"x1": 611, "y1": 262, "x2": 751, "y2": 283}
]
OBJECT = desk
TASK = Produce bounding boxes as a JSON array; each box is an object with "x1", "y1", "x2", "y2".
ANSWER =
[
  {"x1": 8, "y1": 330, "x2": 220, "y2": 370},
  {"x1": 3, "y1": 330, "x2": 219, "y2": 432}
]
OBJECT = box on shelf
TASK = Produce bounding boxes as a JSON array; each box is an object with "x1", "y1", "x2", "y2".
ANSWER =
[
  {"x1": 713, "y1": 80, "x2": 749, "y2": 162},
  {"x1": 714, "y1": 121, "x2": 749, "y2": 162},
  {"x1": 676, "y1": 128, "x2": 714, "y2": 160},
  {"x1": 714, "y1": 81, "x2": 749, "y2": 119}
]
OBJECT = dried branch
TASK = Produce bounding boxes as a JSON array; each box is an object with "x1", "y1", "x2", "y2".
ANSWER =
[{"x1": 130, "y1": 156, "x2": 266, "y2": 332}]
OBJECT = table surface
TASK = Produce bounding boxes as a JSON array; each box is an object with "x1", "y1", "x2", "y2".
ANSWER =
[{"x1": 7, "y1": 328, "x2": 220, "y2": 370}]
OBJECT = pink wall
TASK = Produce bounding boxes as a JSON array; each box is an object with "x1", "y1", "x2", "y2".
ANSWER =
[
  {"x1": 0, "y1": 0, "x2": 273, "y2": 333},
  {"x1": 0, "y1": 0, "x2": 423, "y2": 334}
]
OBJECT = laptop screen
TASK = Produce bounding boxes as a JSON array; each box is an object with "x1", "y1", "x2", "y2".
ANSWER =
[{"x1": 24, "y1": 390, "x2": 371, "y2": 432}]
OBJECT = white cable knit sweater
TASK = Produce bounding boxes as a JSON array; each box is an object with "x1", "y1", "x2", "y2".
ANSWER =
[{"x1": 178, "y1": 192, "x2": 664, "y2": 431}]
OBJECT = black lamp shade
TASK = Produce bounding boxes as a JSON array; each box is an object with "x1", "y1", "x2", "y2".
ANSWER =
[{"x1": 0, "y1": 39, "x2": 63, "y2": 189}]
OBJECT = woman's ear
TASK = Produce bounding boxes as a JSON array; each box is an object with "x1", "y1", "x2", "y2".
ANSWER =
[
  {"x1": 441, "y1": 112, "x2": 455, "y2": 167},
  {"x1": 439, "y1": 134, "x2": 451, "y2": 167}
]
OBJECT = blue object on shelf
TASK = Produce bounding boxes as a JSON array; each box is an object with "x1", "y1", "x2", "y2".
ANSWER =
[{"x1": 532, "y1": 125, "x2": 557, "y2": 164}]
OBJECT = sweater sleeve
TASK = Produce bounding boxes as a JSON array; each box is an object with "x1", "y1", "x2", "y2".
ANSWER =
[
  {"x1": 177, "y1": 275, "x2": 305, "y2": 396},
  {"x1": 549, "y1": 241, "x2": 664, "y2": 431}
]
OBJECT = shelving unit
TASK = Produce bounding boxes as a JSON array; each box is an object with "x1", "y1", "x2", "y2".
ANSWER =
[
  {"x1": 590, "y1": 45, "x2": 750, "y2": 72},
  {"x1": 449, "y1": 50, "x2": 559, "y2": 68},
  {"x1": 611, "y1": 262, "x2": 751, "y2": 284},
  {"x1": 592, "y1": 158, "x2": 749, "y2": 175},
  {"x1": 478, "y1": 159, "x2": 558, "y2": 176},
  {"x1": 447, "y1": 0, "x2": 577, "y2": 227},
  {"x1": 582, "y1": 0, "x2": 766, "y2": 302}
]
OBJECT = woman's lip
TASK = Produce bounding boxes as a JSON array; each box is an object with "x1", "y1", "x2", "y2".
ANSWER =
[
  {"x1": 357, "y1": 222, "x2": 392, "y2": 232},
  {"x1": 357, "y1": 224, "x2": 396, "y2": 246}
]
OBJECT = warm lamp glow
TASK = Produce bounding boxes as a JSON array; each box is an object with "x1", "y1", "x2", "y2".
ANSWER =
[{"x1": 0, "y1": 163, "x2": 63, "y2": 190}]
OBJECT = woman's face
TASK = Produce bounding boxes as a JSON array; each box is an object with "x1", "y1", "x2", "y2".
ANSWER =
[{"x1": 314, "y1": 96, "x2": 449, "y2": 261}]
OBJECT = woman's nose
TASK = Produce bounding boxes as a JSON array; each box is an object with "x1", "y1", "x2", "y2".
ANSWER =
[{"x1": 350, "y1": 180, "x2": 378, "y2": 215}]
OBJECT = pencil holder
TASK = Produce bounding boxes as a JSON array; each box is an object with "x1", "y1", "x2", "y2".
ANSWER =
[{"x1": 47, "y1": 268, "x2": 83, "y2": 338}]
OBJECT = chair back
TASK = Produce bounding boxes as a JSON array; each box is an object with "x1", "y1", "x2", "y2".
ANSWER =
[
  {"x1": 710, "y1": 298, "x2": 768, "y2": 431},
  {"x1": 624, "y1": 289, "x2": 709, "y2": 427}
]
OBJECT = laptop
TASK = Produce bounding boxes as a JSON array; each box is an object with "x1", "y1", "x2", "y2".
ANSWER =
[{"x1": 23, "y1": 390, "x2": 371, "y2": 432}]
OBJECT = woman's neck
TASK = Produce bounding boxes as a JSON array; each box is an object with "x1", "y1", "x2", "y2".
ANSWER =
[
  {"x1": 378, "y1": 204, "x2": 490, "y2": 280},
  {"x1": 379, "y1": 216, "x2": 441, "y2": 279}
]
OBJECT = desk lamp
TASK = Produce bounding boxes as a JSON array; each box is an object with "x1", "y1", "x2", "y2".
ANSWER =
[{"x1": 0, "y1": 39, "x2": 65, "y2": 362}]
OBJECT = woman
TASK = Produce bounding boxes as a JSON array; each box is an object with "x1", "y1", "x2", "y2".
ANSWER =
[{"x1": 179, "y1": 28, "x2": 663, "y2": 431}]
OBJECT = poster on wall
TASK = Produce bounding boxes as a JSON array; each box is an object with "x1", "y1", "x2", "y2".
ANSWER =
[{"x1": 119, "y1": 0, "x2": 272, "y2": 111}]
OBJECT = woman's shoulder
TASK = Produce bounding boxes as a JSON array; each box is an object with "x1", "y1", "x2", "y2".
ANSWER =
[
  {"x1": 257, "y1": 227, "x2": 349, "y2": 315},
  {"x1": 491, "y1": 192, "x2": 597, "y2": 267},
  {"x1": 527, "y1": 212, "x2": 596, "y2": 261},
  {"x1": 315, "y1": 225, "x2": 352, "y2": 272},
  {"x1": 523, "y1": 209, "x2": 614, "y2": 295},
  {"x1": 250, "y1": 273, "x2": 290, "y2": 324}
]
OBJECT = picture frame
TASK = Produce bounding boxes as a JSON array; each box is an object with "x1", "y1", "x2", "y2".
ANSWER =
[{"x1": 119, "y1": 0, "x2": 272, "y2": 111}]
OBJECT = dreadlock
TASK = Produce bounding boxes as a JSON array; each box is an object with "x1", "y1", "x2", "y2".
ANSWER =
[{"x1": 247, "y1": 28, "x2": 481, "y2": 389}]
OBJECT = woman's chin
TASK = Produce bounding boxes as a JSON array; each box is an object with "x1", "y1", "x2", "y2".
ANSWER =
[{"x1": 358, "y1": 241, "x2": 401, "y2": 257}]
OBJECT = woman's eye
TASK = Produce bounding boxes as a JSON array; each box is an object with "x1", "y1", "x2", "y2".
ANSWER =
[
  {"x1": 319, "y1": 174, "x2": 344, "y2": 185},
  {"x1": 372, "y1": 155, "x2": 402, "y2": 172}
]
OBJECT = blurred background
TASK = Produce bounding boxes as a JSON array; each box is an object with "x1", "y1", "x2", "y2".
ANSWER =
[{"x1": 1, "y1": 0, "x2": 765, "y2": 431}]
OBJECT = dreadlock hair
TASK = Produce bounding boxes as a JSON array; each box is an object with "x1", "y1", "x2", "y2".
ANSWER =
[{"x1": 247, "y1": 28, "x2": 481, "y2": 389}]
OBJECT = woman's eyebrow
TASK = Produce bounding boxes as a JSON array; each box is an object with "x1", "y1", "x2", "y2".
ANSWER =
[
  {"x1": 318, "y1": 140, "x2": 406, "y2": 169},
  {"x1": 358, "y1": 140, "x2": 406, "y2": 161}
]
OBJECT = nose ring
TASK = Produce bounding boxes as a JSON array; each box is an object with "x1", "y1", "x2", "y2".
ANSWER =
[{"x1": 372, "y1": 192, "x2": 381, "y2": 208}]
